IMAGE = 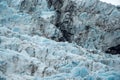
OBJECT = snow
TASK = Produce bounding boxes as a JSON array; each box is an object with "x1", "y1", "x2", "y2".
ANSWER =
[{"x1": 100, "y1": 0, "x2": 120, "y2": 6}]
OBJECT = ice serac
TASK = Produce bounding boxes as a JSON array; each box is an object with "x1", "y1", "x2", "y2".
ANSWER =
[
  {"x1": 47, "y1": 0, "x2": 120, "y2": 51},
  {"x1": 0, "y1": 34, "x2": 120, "y2": 80},
  {"x1": 0, "y1": 0, "x2": 120, "y2": 80},
  {"x1": 0, "y1": 0, "x2": 62, "y2": 41}
]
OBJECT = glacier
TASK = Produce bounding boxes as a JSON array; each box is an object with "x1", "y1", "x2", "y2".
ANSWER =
[{"x1": 0, "y1": 0, "x2": 120, "y2": 80}]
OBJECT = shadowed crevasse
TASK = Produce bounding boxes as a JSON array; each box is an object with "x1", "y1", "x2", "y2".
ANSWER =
[{"x1": 105, "y1": 44, "x2": 120, "y2": 55}]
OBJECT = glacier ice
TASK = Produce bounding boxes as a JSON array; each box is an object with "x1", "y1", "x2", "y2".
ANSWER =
[
  {"x1": 0, "y1": 0, "x2": 120, "y2": 80},
  {"x1": 71, "y1": 67, "x2": 89, "y2": 77}
]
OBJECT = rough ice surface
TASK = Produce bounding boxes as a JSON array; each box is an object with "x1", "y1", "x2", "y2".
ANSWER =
[
  {"x1": 48, "y1": 0, "x2": 120, "y2": 51},
  {"x1": 0, "y1": 0, "x2": 120, "y2": 80}
]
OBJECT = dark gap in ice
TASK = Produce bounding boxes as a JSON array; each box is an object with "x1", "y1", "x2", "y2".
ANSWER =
[{"x1": 105, "y1": 44, "x2": 120, "y2": 55}]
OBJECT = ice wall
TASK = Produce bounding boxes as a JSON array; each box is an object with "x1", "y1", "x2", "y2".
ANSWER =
[{"x1": 47, "y1": 0, "x2": 120, "y2": 51}]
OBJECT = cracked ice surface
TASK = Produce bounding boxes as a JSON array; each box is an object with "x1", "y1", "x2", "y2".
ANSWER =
[
  {"x1": 0, "y1": 0, "x2": 120, "y2": 80},
  {"x1": 0, "y1": 35, "x2": 120, "y2": 80}
]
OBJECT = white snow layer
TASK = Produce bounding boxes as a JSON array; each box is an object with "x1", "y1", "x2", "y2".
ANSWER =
[{"x1": 100, "y1": 0, "x2": 120, "y2": 6}]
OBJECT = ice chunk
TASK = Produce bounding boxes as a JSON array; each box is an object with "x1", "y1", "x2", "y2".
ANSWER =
[{"x1": 71, "y1": 67, "x2": 89, "y2": 77}]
